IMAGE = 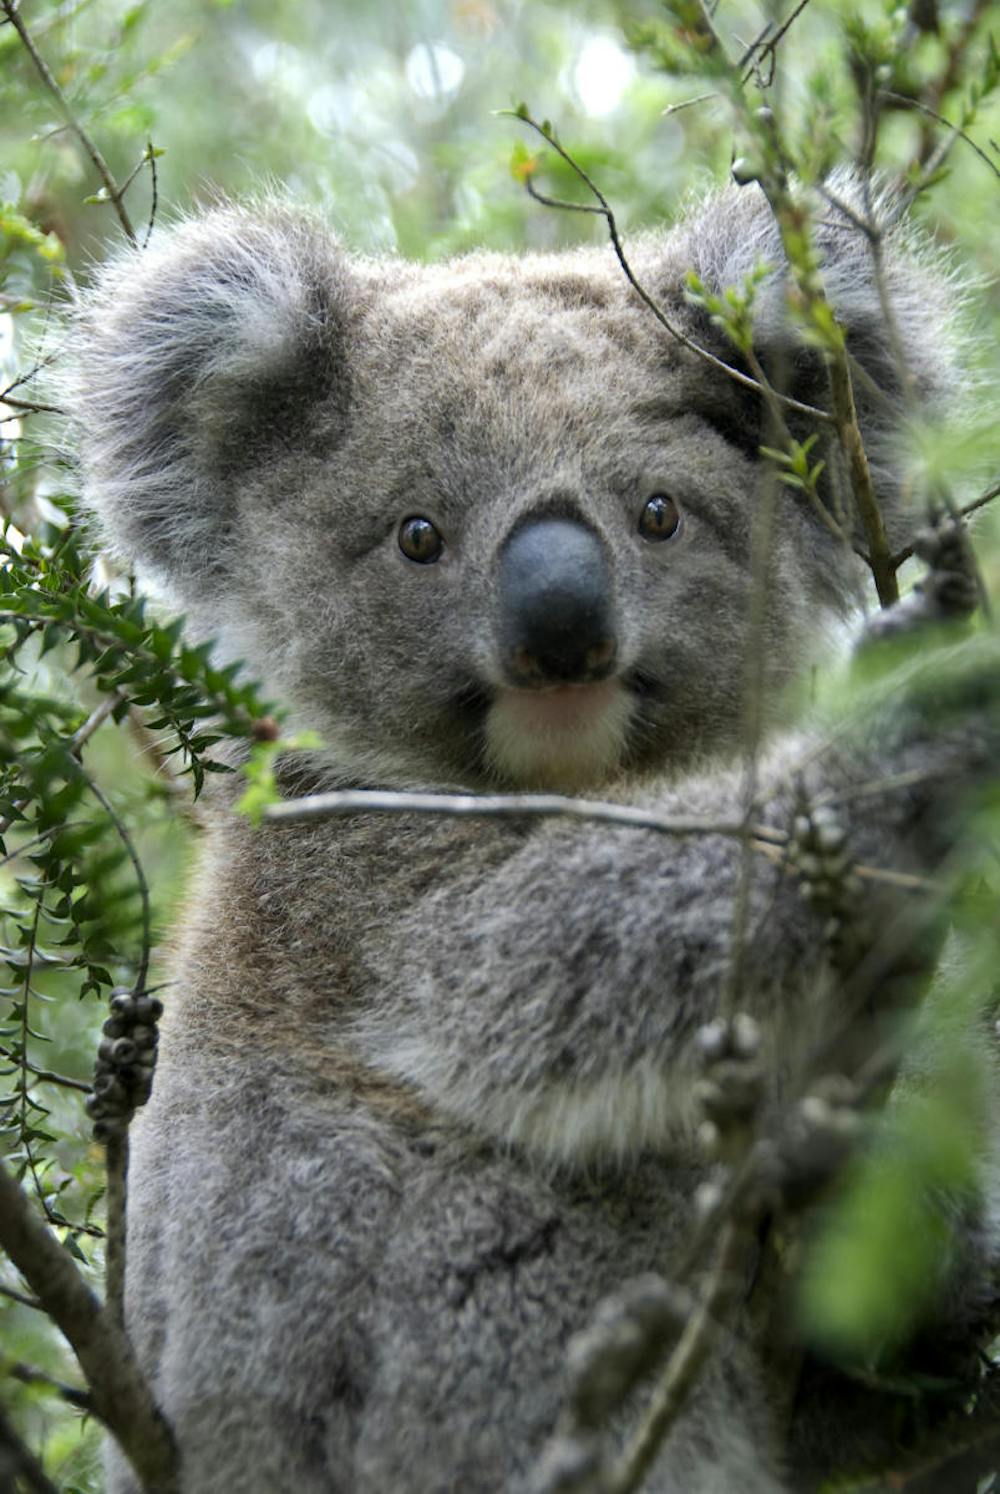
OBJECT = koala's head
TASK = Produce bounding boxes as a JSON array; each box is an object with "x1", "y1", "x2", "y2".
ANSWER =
[{"x1": 73, "y1": 180, "x2": 954, "y2": 791}]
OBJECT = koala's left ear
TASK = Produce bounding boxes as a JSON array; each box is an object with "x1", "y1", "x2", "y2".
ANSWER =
[{"x1": 73, "y1": 203, "x2": 353, "y2": 595}]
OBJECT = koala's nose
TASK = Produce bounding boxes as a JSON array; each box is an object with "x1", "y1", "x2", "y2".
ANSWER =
[{"x1": 498, "y1": 518, "x2": 617, "y2": 685}]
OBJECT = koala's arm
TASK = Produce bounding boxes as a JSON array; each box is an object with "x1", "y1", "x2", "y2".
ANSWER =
[{"x1": 355, "y1": 637, "x2": 998, "y2": 1163}]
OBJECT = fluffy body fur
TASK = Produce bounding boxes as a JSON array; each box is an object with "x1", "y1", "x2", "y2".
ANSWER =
[{"x1": 74, "y1": 178, "x2": 998, "y2": 1492}]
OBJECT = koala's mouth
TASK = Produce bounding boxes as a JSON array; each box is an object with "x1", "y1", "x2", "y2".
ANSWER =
[{"x1": 478, "y1": 677, "x2": 636, "y2": 791}]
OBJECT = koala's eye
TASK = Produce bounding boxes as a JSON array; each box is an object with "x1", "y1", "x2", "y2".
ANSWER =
[
  {"x1": 398, "y1": 516, "x2": 444, "y2": 564},
  {"x1": 638, "y1": 494, "x2": 682, "y2": 543}
]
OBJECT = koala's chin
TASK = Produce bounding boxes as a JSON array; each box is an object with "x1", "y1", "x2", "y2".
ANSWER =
[{"x1": 484, "y1": 678, "x2": 634, "y2": 790}]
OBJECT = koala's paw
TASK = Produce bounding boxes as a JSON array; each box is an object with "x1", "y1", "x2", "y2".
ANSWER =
[
  {"x1": 780, "y1": 1074, "x2": 866, "y2": 1205},
  {"x1": 694, "y1": 1014, "x2": 765, "y2": 1162},
  {"x1": 787, "y1": 801, "x2": 864, "y2": 971},
  {"x1": 862, "y1": 514, "x2": 979, "y2": 646}
]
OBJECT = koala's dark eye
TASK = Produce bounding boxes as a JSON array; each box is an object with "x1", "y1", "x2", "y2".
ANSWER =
[
  {"x1": 638, "y1": 494, "x2": 682, "y2": 543},
  {"x1": 398, "y1": 516, "x2": 444, "y2": 564}
]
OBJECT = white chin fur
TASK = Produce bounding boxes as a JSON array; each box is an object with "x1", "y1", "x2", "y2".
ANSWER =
[{"x1": 484, "y1": 679, "x2": 633, "y2": 790}]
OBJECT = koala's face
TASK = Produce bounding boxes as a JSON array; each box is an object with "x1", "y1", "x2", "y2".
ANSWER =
[
  {"x1": 77, "y1": 191, "x2": 932, "y2": 790},
  {"x1": 266, "y1": 255, "x2": 787, "y2": 791}
]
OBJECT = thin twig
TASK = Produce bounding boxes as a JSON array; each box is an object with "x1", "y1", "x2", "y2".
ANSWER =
[
  {"x1": 826, "y1": 354, "x2": 899, "y2": 606},
  {"x1": 1, "y1": 0, "x2": 136, "y2": 244},
  {"x1": 0, "y1": 1399, "x2": 59, "y2": 1494},
  {"x1": 0, "y1": 1283, "x2": 43, "y2": 1312},
  {"x1": 817, "y1": 766, "x2": 937, "y2": 807},
  {"x1": 881, "y1": 90, "x2": 1000, "y2": 189},
  {"x1": 722, "y1": 467, "x2": 779, "y2": 1021},
  {"x1": 103, "y1": 1132, "x2": 128, "y2": 1331},
  {"x1": 890, "y1": 92, "x2": 1000, "y2": 227},
  {"x1": 143, "y1": 140, "x2": 159, "y2": 249},
  {"x1": 0, "y1": 1159, "x2": 178, "y2": 1492},
  {"x1": 818, "y1": 180, "x2": 919, "y2": 416},
  {"x1": 757, "y1": 841, "x2": 945, "y2": 895},
  {"x1": 81, "y1": 777, "x2": 150, "y2": 1328},
  {"x1": 608, "y1": 1216, "x2": 756, "y2": 1493},
  {"x1": 8, "y1": 1360, "x2": 91, "y2": 1412},
  {"x1": 0, "y1": 396, "x2": 64, "y2": 416},
  {"x1": 84, "y1": 776, "x2": 150, "y2": 997},
  {"x1": 69, "y1": 693, "x2": 121, "y2": 755},
  {"x1": 511, "y1": 114, "x2": 834, "y2": 428},
  {"x1": 890, "y1": 481, "x2": 1000, "y2": 567},
  {"x1": 737, "y1": 0, "x2": 814, "y2": 80},
  {"x1": 662, "y1": 91, "x2": 718, "y2": 117},
  {"x1": 262, "y1": 786, "x2": 787, "y2": 846},
  {"x1": 915, "y1": 0, "x2": 991, "y2": 160},
  {"x1": 0, "y1": 1045, "x2": 91, "y2": 1095}
]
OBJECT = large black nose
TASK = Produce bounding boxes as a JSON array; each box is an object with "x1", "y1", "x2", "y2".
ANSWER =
[{"x1": 498, "y1": 518, "x2": 617, "y2": 685}]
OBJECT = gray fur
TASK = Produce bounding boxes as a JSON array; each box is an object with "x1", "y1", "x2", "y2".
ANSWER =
[{"x1": 73, "y1": 176, "x2": 996, "y2": 1492}]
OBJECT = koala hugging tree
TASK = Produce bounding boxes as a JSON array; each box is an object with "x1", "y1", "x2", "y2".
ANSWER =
[{"x1": 2, "y1": 1, "x2": 1000, "y2": 1490}]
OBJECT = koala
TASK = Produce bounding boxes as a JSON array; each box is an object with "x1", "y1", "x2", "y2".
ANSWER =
[{"x1": 73, "y1": 176, "x2": 999, "y2": 1493}]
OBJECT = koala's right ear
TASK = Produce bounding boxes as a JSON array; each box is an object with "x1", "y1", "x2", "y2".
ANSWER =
[{"x1": 72, "y1": 204, "x2": 353, "y2": 593}]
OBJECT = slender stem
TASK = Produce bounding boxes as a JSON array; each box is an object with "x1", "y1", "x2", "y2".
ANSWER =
[
  {"x1": 0, "y1": 1283, "x2": 43, "y2": 1311},
  {"x1": 80, "y1": 778, "x2": 149, "y2": 1330},
  {"x1": 8, "y1": 1360, "x2": 92, "y2": 1411},
  {"x1": 263, "y1": 786, "x2": 787, "y2": 847},
  {"x1": 103, "y1": 1132, "x2": 129, "y2": 1330},
  {"x1": 0, "y1": 1044, "x2": 91, "y2": 1095},
  {"x1": 890, "y1": 482, "x2": 1000, "y2": 568},
  {"x1": 722, "y1": 467, "x2": 779, "y2": 1020},
  {"x1": 881, "y1": 90, "x2": 1000, "y2": 192},
  {"x1": 1, "y1": 0, "x2": 136, "y2": 243},
  {"x1": 83, "y1": 776, "x2": 151, "y2": 997},
  {"x1": 0, "y1": 396, "x2": 64, "y2": 416},
  {"x1": 737, "y1": 0, "x2": 814, "y2": 79},
  {"x1": 514, "y1": 115, "x2": 834, "y2": 428},
  {"x1": 826, "y1": 351, "x2": 898, "y2": 606},
  {"x1": 609, "y1": 1217, "x2": 755, "y2": 1493},
  {"x1": 0, "y1": 1399, "x2": 60, "y2": 1494}
]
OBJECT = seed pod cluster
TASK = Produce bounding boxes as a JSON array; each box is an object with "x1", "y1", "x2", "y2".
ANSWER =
[{"x1": 86, "y1": 987, "x2": 163, "y2": 1143}]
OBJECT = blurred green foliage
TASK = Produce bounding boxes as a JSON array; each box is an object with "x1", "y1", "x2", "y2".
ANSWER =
[{"x1": 1, "y1": 1, "x2": 999, "y2": 1487}]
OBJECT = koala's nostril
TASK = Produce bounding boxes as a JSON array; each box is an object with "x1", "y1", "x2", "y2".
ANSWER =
[
  {"x1": 512, "y1": 647, "x2": 547, "y2": 683},
  {"x1": 585, "y1": 639, "x2": 615, "y2": 673},
  {"x1": 499, "y1": 518, "x2": 618, "y2": 685}
]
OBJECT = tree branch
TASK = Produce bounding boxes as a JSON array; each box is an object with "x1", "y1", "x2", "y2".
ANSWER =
[{"x1": 0, "y1": 1159, "x2": 178, "y2": 1493}]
